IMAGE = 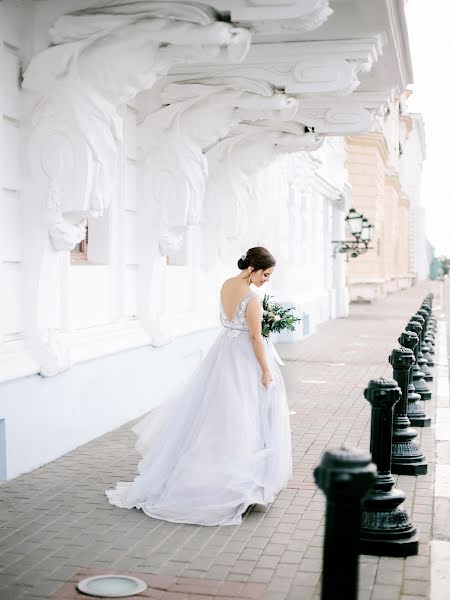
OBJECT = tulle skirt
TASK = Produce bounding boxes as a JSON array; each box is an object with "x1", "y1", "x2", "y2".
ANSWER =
[{"x1": 105, "y1": 330, "x2": 292, "y2": 526}]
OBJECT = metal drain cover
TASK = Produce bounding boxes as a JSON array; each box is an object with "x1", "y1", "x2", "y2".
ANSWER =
[{"x1": 76, "y1": 575, "x2": 147, "y2": 597}]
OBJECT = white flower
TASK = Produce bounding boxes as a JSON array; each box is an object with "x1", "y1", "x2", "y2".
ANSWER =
[{"x1": 274, "y1": 315, "x2": 281, "y2": 322}]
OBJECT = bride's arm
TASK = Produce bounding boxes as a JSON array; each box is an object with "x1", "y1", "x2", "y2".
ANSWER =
[{"x1": 247, "y1": 298, "x2": 272, "y2": 388}]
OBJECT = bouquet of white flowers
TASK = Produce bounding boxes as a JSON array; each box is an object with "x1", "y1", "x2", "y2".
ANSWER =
[{"x1": 261, "y1": 294, "x2": 301, "y2": 338}]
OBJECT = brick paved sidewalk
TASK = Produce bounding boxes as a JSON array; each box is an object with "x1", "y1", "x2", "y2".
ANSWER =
[{"x1": 0, "y1": 282, "x2": 442, "y2": 600}]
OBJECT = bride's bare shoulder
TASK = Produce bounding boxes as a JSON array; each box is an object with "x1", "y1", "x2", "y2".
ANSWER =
[
  {"x1": 220, "y1": 277, "x2": 236, "y2": 292},
  {"x1": 220, "y1": 278, "x2": 248, "y2": 299}
]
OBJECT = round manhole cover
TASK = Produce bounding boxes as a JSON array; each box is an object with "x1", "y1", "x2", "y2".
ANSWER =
[{"x1": 76, "y1": 575, "x2": 148, "y2": 597}]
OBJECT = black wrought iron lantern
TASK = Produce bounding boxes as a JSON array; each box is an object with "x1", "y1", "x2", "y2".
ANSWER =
[
  {"x1": 361, "y1": 218, "x2": 374, "y2": 245},
  {"x1": 332, "y1": 209, "x2": 374, "y2": 259},
  {"x1": 345, "y1": 208, "x2": 364, "y2": 239}
]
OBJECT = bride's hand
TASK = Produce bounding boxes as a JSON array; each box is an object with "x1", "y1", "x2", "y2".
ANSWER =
[{"x1": 262, "y1": 370, "x2": 273, "y2": 388}]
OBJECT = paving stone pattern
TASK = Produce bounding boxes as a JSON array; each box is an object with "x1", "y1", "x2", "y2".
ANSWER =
[
  {"x1": 48, "y1": 568, "x2": 266, "y2": 599},
  {"x1": 0, "y1": 282, "x2": 442, "y2": 600}
]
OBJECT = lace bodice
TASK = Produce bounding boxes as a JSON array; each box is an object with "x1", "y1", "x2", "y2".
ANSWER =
[{"x1": 220, "y1": 291, "x2": 259, "y2": 339}]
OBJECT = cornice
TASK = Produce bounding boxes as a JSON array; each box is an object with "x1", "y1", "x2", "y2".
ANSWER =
[
  {"x1": 387, "y1": 0, "x2": 414, "y2": 87},
  {"x1": 346, "y1": 132, "x2": 390, "y2": 165}
]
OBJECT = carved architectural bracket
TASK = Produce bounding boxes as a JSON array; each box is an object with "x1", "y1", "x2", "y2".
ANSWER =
[
  {"x1": 22, "y1": 2, "x2": 253, "y2": 373},
  {"x1": 169, "y1": 36, "x2": 385, "y2": 97},
  {"x1": 291, "y1": 91, "x2": 392, "y2": 134},
  {"x1": 203, "y1": 120, "x2": 324, "y2": 259},
  {"x1": 23, "y1": 4, "x2": 252, "y2": 248},
  {"x1": 140, "y1": 79, "x2": 298, "y2": 259},
  {"x1": 226, "y1": 0, "x2": 333, "y2": 34},
  {"x1": 213, "y1": 0, "x2": 332, "y2": 24},
  {"x1": 295, "y1": 104, "x2": 375, "y2": 135}
]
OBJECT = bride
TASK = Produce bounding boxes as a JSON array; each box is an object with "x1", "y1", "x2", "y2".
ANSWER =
[{"x1": 106, "y1": 246, "x2": 292, "y2": 526}]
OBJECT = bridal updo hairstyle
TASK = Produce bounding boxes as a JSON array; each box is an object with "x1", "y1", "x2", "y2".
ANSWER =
[{"x1": 237, "y1": 247, "x2": 276, "y2": 271}]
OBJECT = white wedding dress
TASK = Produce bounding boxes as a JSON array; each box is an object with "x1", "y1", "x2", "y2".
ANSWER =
[{"x1": 105, "y1": 290, "x2": 292, "y2": 526}]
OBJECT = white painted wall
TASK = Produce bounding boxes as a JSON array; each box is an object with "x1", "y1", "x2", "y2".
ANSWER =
[
  {"x1": 0, "y1": 0, "x2": 24, "y2": 349},
  {"x1": 0, "y1": 328, "x2": 218, "y2": 480}
]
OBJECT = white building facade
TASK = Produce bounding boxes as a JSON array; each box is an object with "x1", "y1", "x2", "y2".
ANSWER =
[{"x1": 0, "y1": 0, "x2": 414, "y2": 479}]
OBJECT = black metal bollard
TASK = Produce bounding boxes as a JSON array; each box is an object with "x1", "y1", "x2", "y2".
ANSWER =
[
  {"x1": 424, "y1": 297, "x2": 437, "y2": 333},
  {"x1": 421, "y1": 303, "x2": 435, "y2": 356},
  {"x1": 410, "y1": 314, "x2": 432, "y2": 382},
  {"x1": 389, "y1": 348, "x2": 428, "y2": 474},
  {"x1": 314, "y1": 448, "x2": 377, "y2": 600},
  {"x1": 417, "y1": 308, "x2": 434, "y2": 367},
  {"x1": 406, "y1": 321, "x2": 431, "y2": 400},
  {"x1": 426, "y1": 314, "x2": 437, "y2": 336},
  {"x1": 399, "y1": 331, "x2": 431, "y2": 427},
  {"x1": 423, "y1": 331, "x2": 435, "y2": 361},
  {"x1": 360, "y1": 378, "x2": 419, "y2": 557}
]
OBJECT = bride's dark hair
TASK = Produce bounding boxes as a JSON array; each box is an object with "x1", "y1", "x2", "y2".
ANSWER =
[{"x1": 237, "y1": 247, "x2": 276, "y2": 271}]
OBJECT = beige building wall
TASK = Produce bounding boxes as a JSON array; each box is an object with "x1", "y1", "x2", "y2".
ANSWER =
[{"x1": 345, "y1": 130, "x2": 414, "y2": 302}]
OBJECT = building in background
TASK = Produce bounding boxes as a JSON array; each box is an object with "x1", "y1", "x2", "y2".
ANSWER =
[
  {"x1": 0, "y1": 0, "x2": 415, "y2": 479},
  {"x1": 403, "y1": 112, "x2": 431, "y2": 282},
  {"x1": 345, "y1": 93, "x2": 428, "y2": 302}
]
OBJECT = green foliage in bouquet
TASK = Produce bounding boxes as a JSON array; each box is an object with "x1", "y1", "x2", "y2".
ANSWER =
[{"x1": 261, "y1": 294, "x2": 301, "y2": 338}]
